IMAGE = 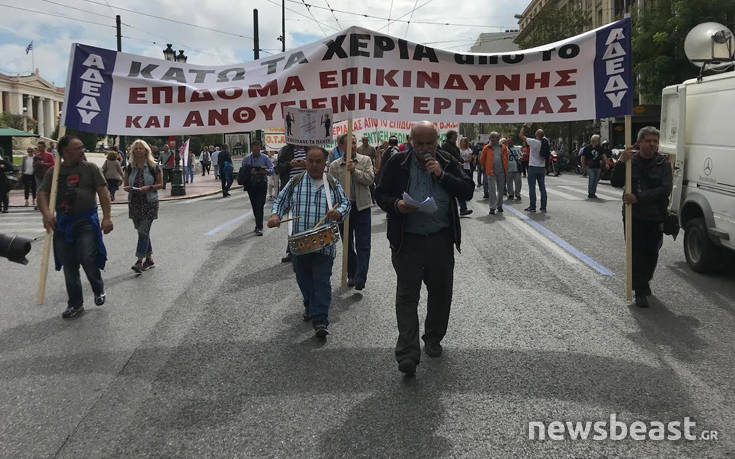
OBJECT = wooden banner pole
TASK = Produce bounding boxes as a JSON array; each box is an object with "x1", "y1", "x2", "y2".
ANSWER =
[
  {"x1": 624, "y1": 116, "x2": 633, "y2": 301},
  {"x1": 341, "y1": 118, "x2": 353, "y2": 288},
  {"x1": 36, "y1": 125, "x2": 66, "y2": 305}
]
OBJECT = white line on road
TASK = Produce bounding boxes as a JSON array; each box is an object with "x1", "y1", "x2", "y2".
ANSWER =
[
  {"x1": 505, "y1": 213, "x2": 582, "y2": 267},
  {"x1": 205, "y1": 211, "x2": 254, "y2": 236},
  {"x1": 544, "y1": 187, "x2": 585, "y2": 201},
  {"x1": 559, "y1": 185, "x2": 618, "y2": 200}
]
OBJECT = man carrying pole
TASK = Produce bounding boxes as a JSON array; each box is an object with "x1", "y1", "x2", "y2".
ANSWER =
[{"x1": 37, "y1": 135, "x2": 114, "y2": 317}]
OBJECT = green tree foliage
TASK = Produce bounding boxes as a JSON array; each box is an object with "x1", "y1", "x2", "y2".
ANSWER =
[
  {"x1": 633, "y1": 0, "x2": 735, "y2": 103},
  {"x1": 64, "y1": 128, "x2": 104, "y2": 151},
  {"x1": 0, "y1": 113, "x2": 37, "y2": 133}
]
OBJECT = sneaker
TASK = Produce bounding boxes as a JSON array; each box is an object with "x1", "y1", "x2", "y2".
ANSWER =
[
  {"x1": 524, "y1": 206, "x2": 536, "y2": 212},
  {"x1": 355, "y1": 279, "x2": 365, "y2": 291},
  {"x1": 281, "y1": 254, "x2": 293, "y2": 263},
  {"x1": 424, "y1": 341, "x2": 443, "y2": 358},
  {"x1": 62, "y1": 305, "x2": 84, "y2": 319},
  {"x1": 460, "y1": 209, "x2": 473, "y2": 216},
  {"x1": 497, "y1": 207, "x2": 503, "y2": 213},
  {"x1": 347, "y1": 278, "x2": 355, "y2": 287},
  {"x1": 482, "y1": 195, "x2": 489, "y2": 199},
  {"x1": 635, "y1": 293, "x2": 649, "y2": 308},
  {"x1": 131, "y1": 261, "x2": 144, "y2": 273},
  {"x1": 94, "y1": 292, "x2": 106, "y2": 306},
  {"x1": 489, "y1": 209, "x2": 495, "y2": 215},
  {"x1": 398, "y1": 359, "x2": 417, "y2": 375},
  {"x1": 143, "y1": 258, "x2": 155, "y2": 270},
  {"x1": 314, "y1": 323, "x2": 329, "y2": 338},
  {"x1": 515, "y1": 195, "x2": 521, "y2": 200}
]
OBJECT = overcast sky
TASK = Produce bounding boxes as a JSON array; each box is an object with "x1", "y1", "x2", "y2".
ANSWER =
[{"x1": 0, "y1": 0, "x2": 527, "y2": 86}]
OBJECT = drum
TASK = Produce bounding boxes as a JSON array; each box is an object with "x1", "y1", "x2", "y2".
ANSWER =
[{"x1": 288, "y1": 223, "x2": 340, "y2": 255}]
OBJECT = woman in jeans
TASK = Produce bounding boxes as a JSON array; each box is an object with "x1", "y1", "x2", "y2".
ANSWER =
[
  {"x1": 102, "y1": 151, "x2": 124, "y2": 201},
  {"x1": 21, "y1": 147, "x2": 36, "y2": 207},
  {"x1": 122, "y1": 139, "x2": 162, "y2": 273}
]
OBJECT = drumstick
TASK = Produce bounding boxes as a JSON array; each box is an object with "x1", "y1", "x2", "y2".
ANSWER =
[
  {"x1": 278, "y1": 216, "x2": 300, "y2": 224},
  {"x1": 312, "y1": 204, "x2": 339, "y2": 229}
]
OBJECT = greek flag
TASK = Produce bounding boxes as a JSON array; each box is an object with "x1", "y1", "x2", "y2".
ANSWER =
[{"x1": 25, "y1": 41, "x2": 33, "y2": 54}]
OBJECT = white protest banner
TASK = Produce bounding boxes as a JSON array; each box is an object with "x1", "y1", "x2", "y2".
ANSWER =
[
  {"x1": 284, "y1": 107, "x2": 333, "y2": 145},
  {"x1": 264, "y1": 129, "x2": 286, "y2": 151},
  {"x1": 60, "y1": 18, "x2": 631, "y2": 135},
  {"x1": 182, "y1": 138, "x2": 190, "y2": 167}
]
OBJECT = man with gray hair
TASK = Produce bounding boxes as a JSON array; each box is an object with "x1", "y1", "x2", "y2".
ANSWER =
[
  {"x1": 611, "y1": 126, "x2": 672, "y2": 308},
  {"x1": 581, "y1": 134, "x2": 607, "y2": 199},
  {"x1": 376, "y1": 121, "x2": 475, "y2": 375}
]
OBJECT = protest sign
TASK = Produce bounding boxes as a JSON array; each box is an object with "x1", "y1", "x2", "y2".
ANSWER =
[{"x1": 284, "y1": 107, "x2": 333, "y2": 145}]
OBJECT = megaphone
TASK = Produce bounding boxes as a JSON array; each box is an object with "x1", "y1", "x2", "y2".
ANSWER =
[{"x1": 0, "y1": 233, "x2": 33, "y2": 265}]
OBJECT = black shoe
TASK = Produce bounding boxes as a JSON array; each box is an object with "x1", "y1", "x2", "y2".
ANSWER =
[
  {"x1": 355, "y1": 279, "x2": 365, "y2": 291},
  {"x1": 635, "y1": 294, "x2": 649, "y2": 308},
  {"x1": 314, "y1": 323, "x2": 329, "y2": 338},
  {"x1": 424, "y1": 341, "x2": 443, "y2": 358},
  {"x1": 94, "y1": 292, "x2": 106, "y2": 306},
  {"x1": 515, "y1": 195, "x2": 521, "y2": 200},
  {"x1": 524, "y1": 206, "x2": 536, "y2": 212},
  {"x1": 489, "y1": 209, "x2": 495, "y2": 215},
  {"x1": 460, "y1": 209, "x2": 473, "y2": 216},
  {"x1": 347, "y1": 278, "x2": 355, "y2": 287},
  {"x1": 497, "y1": 207, "x2": 503, "y2": 213},
  {"x1": 398, "y1": 359, "x2": 417, "y2": 375},
  {"x1": 482, "y1": 195, "x2": 489, "y2": 199},
  {"x1": 62, "y1": 305, "x2": 84, "y2": 319},
  {"x1": 302, "y1": 309, "x2": 311, "y2": 321},
  {"x1": 540, "y1": 208, "x2": 547, "y2": 213},
  {"x1": 131, "y1": 261, "x2": 144, "y2": 273},
  {"x1": 591, "y1": 194, "x2": 598, "y2": 199},
  {"x1": 255, "y1": 228, "x2": 263, "y2": 236},
  {"x1": 281, "y1": 254, "x2": 292, "y2": 263}
]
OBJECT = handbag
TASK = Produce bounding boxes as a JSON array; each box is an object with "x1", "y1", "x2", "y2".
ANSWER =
[{"x1": 663, "y1": 212, "x2": 680, "y2": 240}]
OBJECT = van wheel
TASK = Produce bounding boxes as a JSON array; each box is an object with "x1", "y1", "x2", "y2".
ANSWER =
[{"x1": 684, "y1": 218, "x2": 722, "y2": 273}]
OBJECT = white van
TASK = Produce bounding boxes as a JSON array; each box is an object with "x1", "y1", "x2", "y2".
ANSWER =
[{"x1": 660, "y1": 70, "x2": 735, "y2": 272}]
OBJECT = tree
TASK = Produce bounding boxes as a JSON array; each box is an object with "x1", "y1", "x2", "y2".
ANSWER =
[
  {"x1": 64, "y1": 128, "x2": 104, "y2": 151},
  {"x1": 633, "y1": 0, "x2": 735, "y2": 103},
  {"x1": 0, "y1": 113, "x2": 37, "y2": 133}
]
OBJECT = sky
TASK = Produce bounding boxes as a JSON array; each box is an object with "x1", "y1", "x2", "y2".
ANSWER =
[{"x1": 0, "y1": 0, "x2": 527, "y2": 86}]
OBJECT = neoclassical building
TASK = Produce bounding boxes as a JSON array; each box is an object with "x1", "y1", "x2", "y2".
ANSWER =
[{"x1": 0, "y1": 71, "x2": 64, "y2": 138}]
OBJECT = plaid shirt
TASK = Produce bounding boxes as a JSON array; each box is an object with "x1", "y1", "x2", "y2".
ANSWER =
[{"x1": 271, "y1": 173, "x2": 351, "y2": 258}]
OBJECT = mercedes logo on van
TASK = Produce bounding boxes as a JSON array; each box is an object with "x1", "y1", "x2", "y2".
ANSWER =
[{"x1": 704, "y1": 157, "x2": 713, "y2": 176}]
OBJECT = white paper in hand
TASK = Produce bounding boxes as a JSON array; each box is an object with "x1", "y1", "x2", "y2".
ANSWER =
[{"x1": 402, "y1": 192, "x2": 438, "y2": 214}]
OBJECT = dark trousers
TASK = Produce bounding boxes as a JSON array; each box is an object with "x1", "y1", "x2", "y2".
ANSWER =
[
  {"x1": 247, "y1": 184, "x2": 267, "y2": 230},
  {"x1": 162, "y1": 168, "x2": 173, "y2": 188},
  {"x1": 220, "y1": 169, "x2": 233, "y2": 195},
  {"x1": 201, "y1": 162, "x2": 210, "y2": 175},
  {"x1": 23, "y1": 174, "x2": 36, "y2": 200},
  {"x1": 391, "y1": 229, "x2": 454, "y2": 364},
  {"x1": 0, "y1": 188, "x2": 8, "y2": 211},
  {"x1": 339, "y1": 204, "x2": 371, "y2": 282},
  {"x1": 292, "y1": 253, "x2": 334, "y2": 325},
  {"x1": 527, "y1": 166, "x2": 547, "y2": 210},
  {"x1": 630, "y1": 218, "x2": 663, "y2": 296},
  {"x1": 53, "y1": 222, "x2": 104, "y2": 308}
]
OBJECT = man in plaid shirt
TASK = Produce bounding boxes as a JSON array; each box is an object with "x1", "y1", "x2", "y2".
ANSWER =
[{"x1": 268, "y1": 146, "x2": 351, "y2": 338}]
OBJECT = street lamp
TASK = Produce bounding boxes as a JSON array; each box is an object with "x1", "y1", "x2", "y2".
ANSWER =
[
  {"x1": 22, "y1": 106, "x2": 27, "y2": 132},
  {"x1": 162, "y1": 44, "x2": 187, "y2": 196},
  {"x1": 163, "y1": 44, "x2": 176, "y2": 61}
]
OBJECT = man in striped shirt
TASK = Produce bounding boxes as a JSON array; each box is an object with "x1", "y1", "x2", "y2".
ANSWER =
[{"x1": 268, "y1": 146, "x2": 351, "y2": 338}]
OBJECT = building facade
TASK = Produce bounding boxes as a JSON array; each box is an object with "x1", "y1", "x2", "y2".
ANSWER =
[
  {"x1": 0, "y1": 71, "x2": 64, "y2": 138},
  {"x1": 469, "y1": 30, "x2": 521, "y2": 53}
]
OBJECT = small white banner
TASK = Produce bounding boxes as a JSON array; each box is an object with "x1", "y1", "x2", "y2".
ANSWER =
[{"x1": 284, "y1": 107, "x2": 333, "y2": 146}]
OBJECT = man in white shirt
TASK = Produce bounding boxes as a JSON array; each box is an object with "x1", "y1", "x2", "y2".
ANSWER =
[
  {"x1": 211, "y1": 146, "x2": 220, "y2": 180},
  {"x1": 519, "y1": 125, "x2": 548, "y2": 213}
]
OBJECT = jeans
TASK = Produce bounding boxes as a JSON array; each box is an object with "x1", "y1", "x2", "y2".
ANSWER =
[
  {"x1": 506, "y1": 171, "x2": 522, "y2": 197},
  {"x1": 476, "y1": 167, "x2": 484, "y2": 187},
  {"x1": 391, "y1": 229, "x2": 454, "y2": 364},
  {"x1": 185, "y1": 166, "x2": 195, "y2": 183},
  {"x1": 628, "y1": 218, "x2": 663, "y2": 296},
  {"x1": 53, "y1": 221, "x2": 104, "y2": 308},
  {"x1": 22, "y1": 174, "x2": 36, "y2": 200},
  {"x1": 34, "y1": 173, "x2": 45, "y2": 196},
  {"x1": 483, "y1": 171, "x2": 490, "y2": 197},
  {"x1": 339, "y1": 204, "x2": 371, "y2": 282},
  {"x1": 220, "y1": 169, "x2": 233, "y2": 194},
  {"x1": 587, "y1": 167, "x2": 601, "y2": 196},
  {"x1": 106, "y1": 178, "x2": 120, "y2": 201},
  {"x1": 486, "y1": 172, "x2": 505, "y2": 211},
  {"x1": 292, "y1": 253, "x2": 334, "y2": 325},
  {"x1": 133, "y1": 218, "x2": 153, "y2": 259},
  {"x1": 527, "y1": 166, "x2": 548, "y2": 210},
  {"x1": 213, "y1": 164, "x2": 220, "y2": 179},
  {"x1": 247, "y1": 184, "x2": 267, "y2": 230}
]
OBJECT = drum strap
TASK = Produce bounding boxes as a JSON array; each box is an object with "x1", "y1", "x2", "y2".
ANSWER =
[{"x1": 288, "y1": 172, "x2": 332, "y2": 236}]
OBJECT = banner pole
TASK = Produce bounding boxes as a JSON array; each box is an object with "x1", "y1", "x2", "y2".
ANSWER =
[
  {"x1": 341, "y1": 118, "x2": 353, "y2": 288},
  {"x1": 624, "y1": 115, "x2": 633, "y2": 301},
  {"x1": 36, "y1": 125, "x2": 65, "y2": 305}
]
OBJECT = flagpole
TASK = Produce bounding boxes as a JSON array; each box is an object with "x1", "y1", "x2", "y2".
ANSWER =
[{"x1": 31, "y1": 46, "x2": 35, "y2": 74}]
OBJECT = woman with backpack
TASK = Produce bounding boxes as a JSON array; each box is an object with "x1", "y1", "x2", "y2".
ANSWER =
[{"x1": 122, "y1": 139, "x2": 163, "y2": 273}]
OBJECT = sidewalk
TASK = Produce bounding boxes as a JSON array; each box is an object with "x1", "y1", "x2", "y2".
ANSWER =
[{"x1": 8, "y1": 172, "x2": 227, "y2": 209}]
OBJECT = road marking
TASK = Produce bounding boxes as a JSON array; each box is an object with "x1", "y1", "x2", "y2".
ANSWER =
[
  {"x1": 544, "y1": 187, "x2": 584, "y2": 201},
  {"x1": 205, "y1": 211, "x2": 253, "y2": 236},
  {"x1": 173, "y1": 194, "x2": 221, "y2": 205},
  {"x1": 559, "y1": 185, "x2": 618, "y2": 200},
  {"x1": 505, "y1": 213, "x2": 581, "y2": 267},
  {"x1": 505, "y1": 205, "x2": 614, "y2": 276}
]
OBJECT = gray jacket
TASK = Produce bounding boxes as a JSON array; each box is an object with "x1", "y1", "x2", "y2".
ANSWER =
[{"x1": 328, "y1": 153, "x2": 375, "y2": 211}]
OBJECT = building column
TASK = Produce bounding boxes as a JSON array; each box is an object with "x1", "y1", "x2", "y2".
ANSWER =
[
  {"x1": 0, "y1": 90, "x2": 4, "y2": 113},
  {"x1": 7, "y1": 92, "x2": 22, "y2": 115},
  {"x1": 36, "y1": 96, "x2": 46, "y2": 137},
  {"x1": 53, "y1": 100, "x2": 60, "y2": 126},
  {"x1": 44, "y1": 98, "x2": 54, "y2": 138}
]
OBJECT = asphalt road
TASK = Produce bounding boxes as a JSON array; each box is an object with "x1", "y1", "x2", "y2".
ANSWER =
[{"x1": 1, "y1": 173, "x2": 734, "y2": 457}]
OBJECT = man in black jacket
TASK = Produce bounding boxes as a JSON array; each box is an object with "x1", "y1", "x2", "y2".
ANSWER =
[
  {"x1": 611, "y1": 126, "x2": 672, "y2": 308},
  {"x1": 376, "y1": 121, "x2": 475, "y2": 375}
]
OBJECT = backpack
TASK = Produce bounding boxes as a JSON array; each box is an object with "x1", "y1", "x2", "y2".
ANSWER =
[{"x1": 540, "y1": 138, "x2": 551, "y2": 159}]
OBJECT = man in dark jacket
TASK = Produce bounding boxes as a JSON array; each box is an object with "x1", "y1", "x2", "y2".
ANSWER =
[
  {"x1": 218, "y1": 146, "x2": 234, "y2": 197},
  {"x1": 376, "y1": 121, "x2": 475, "y2": 375},
  {"x1": 611, "y1": 126, "x2": 672, "y2": 308},
  {"x1": 440, "y1": 129, "x2": 463, "y2": 162}
]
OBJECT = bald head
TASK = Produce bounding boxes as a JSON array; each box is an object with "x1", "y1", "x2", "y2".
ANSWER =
[
  {"x1": 410, "y1": 121, "x2": 439, "y2": 155},
  {"x1": 535, "y1": 129, "x2": 544, "y2": 140}
]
